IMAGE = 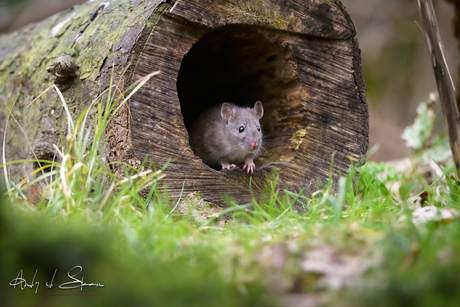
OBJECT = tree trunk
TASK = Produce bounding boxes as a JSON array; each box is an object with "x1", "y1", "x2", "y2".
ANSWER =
[{"x1": 0, "y1": 0, "x2": 369, "y2": 206}]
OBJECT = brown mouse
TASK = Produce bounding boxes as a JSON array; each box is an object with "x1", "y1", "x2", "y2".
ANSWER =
[{"x1": 189, "y1": 101, "x2": 264, "y2": 174}]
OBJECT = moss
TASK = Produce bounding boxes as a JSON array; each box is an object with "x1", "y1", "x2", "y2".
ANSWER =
[
  {"x1": 0, "y1": 0, "x2": 163, "y2": 180},
  {"x1": 225, "y1": 1, "x2": 289, "y2": 31},
  {"x1": 292, "y1": 129, "x2": 307, "y2": 151},
  {"x1": 222, "y1": 0, "x2": 339, "y2": 34}
]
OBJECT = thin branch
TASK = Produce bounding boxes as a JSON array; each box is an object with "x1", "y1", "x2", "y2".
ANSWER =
[{"x1": 416, "y1": 0, "x2": 460, "y2": 176}]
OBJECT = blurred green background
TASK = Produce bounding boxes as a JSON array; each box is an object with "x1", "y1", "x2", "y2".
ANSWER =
[
  {"x1": 341, "y1": 0, "x2": 457, "y2": 161},
  {"x1": 0, "y1": 0, "x2": 458, "y2": 162}
]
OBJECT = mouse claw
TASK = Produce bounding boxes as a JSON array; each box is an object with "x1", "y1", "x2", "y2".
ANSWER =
[
  {"x1": 222, "y1": 163, "x2": 238, "y2": 171},
  {"x1": 243, "y1": 159, "x2": 255, "y2": 174}
]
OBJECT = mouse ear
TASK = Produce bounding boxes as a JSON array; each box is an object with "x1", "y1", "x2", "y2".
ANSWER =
[
  {"x1": 253, "y1": 101, "x2": 264, "y2": 120},
  {"x1": 221, "y1": 103, "x2": 234, "y2": 123}
]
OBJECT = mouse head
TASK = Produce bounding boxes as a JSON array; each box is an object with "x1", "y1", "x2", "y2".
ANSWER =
[
  {"x1": 220, "y1": 101, "x2": 264, "y2": 154},
  {"x1": 221, "y1": 101, "x2": 264, "y2": 122}
]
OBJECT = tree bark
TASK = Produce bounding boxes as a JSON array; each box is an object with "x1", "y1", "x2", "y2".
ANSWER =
[{"x1": 0, "y1": 0, "x2": 369, "y2": 206}]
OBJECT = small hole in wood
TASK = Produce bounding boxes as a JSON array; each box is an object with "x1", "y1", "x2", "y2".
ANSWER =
[
  {"x1": 177, "y1": 25, "x2": 305, "y2": 167},
  {"x1": 266, "y1": 55, "x2": 277, "y2": 62}
]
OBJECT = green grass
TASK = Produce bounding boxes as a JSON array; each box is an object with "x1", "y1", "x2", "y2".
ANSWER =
[{"x1": 1, "y1": 81, "x2": 460, "y2": 306}]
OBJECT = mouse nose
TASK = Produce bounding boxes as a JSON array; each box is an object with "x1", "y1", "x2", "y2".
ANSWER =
[{"x1": 252, "y1": 141, "x2": 257, "y2": 149}]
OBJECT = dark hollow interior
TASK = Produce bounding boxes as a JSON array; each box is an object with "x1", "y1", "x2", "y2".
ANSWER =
[{"x1": 177, "y1": 26, "x2": 305, "y2": 165}]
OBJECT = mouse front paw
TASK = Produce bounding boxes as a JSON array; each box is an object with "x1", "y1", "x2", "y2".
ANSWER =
[
  {"x1": 221, "y1": 160, "x2": 238, "y2": 171},
  {"x1": 242, "y1": 158, "x2": 256, "y2": 174}
]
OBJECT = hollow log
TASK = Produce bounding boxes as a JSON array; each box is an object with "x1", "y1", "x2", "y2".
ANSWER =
[{"x1": 0, "y1": 0, "x2": 369, "y2": 205}]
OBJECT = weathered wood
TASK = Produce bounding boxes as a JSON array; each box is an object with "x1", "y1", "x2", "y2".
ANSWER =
[{"x1": 0, "y1": 0, "x2": 369, "y2": 206}]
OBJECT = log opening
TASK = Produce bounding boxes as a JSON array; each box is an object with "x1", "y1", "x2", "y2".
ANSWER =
[{"x1": 177, "y1": 25, "x2": 305, "y2": 167}]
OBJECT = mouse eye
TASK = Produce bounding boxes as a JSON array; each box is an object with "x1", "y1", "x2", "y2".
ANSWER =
[
  {"x1": 239, "y1": 126, "x2": 245, "y2": 133},
  {"x1": 257, "y1": 126, "x2": 261, "y2": 132}
]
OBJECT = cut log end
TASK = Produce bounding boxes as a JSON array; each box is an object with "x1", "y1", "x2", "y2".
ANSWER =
[{"x1": 128, "y1": 0, "x2": 369, "y2": 205}]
